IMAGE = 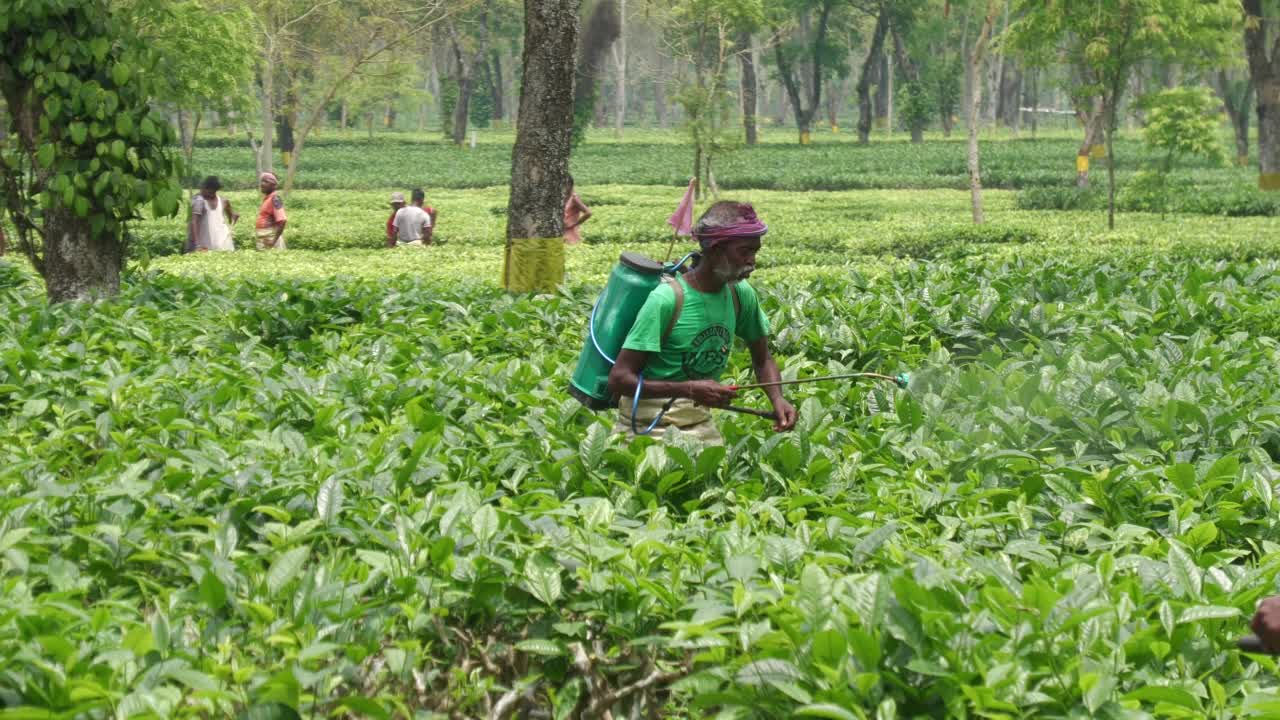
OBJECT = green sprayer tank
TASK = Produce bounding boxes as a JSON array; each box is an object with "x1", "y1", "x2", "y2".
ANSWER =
[{"x1": 569, "y1": 252, "x2": 669, "y2": 410}]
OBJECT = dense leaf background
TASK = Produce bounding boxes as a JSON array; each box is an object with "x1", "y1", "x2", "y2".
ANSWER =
[{"x1": 3, "y1": 131, "x2": 1280, "y2": 717}]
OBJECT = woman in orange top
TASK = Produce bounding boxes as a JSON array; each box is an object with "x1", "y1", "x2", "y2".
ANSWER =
[
  {"x1": 255, "y1": 172, "x2": 287, "y2": 250},
  {"x1": 562, "y1": 176, "x2": 591, "y2": 245}
]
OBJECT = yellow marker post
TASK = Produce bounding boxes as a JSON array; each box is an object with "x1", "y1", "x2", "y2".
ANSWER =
[
  {"x1": 503, "y1": 237, "x2": 565, "y2": 293},
  {"x1": 1260, "y1": 173, "x2": 1280, "y2": 191},
  {"x1": 1076, "y1": 155, "x2": 1090, "y2": 174},
  {"x1": 1089, "y1": 144, "x2": 1107, "y2": 159},
  {"x1": 800, "y1": 131, "x2": 811, "y2": 145}
]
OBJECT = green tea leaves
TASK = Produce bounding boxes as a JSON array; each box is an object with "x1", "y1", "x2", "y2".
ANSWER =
[
  {"x1": 523, "y1": 554, "x2": 562, "y2": 605},
  {"x1": 266, "y1": 546, "x2": 309, "y2": 596}
]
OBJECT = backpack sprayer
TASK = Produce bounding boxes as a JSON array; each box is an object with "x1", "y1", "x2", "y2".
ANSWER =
[{"x1": 568, "y1": 252, "x2": 911, "y2": 434}]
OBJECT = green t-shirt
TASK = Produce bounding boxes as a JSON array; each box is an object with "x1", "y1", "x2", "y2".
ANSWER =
[{"x1": 621, "y1": 276, "x2": 769, "y2": 381}]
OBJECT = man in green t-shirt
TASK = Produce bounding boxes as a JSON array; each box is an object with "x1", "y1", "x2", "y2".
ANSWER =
[{"x1": 607, "y1": 201, "x2": 798, "y2": 444}]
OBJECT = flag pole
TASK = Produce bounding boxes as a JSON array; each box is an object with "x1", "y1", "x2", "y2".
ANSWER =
[
  {"x1": 664, "y1": 228, "x2": 679, "y2": 264},
  {"x1": 664, "y1": 178, "x2": 696, "y2": 265}
]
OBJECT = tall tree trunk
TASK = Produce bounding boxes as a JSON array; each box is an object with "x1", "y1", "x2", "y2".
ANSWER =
[
  {"x1": 278, "y1": 82, "x2": 297, "y2": 168},
  {"x1": 1243, "y1": 0, "x2": 1279, "y2": 190},
  {"x1": 1212, "y1": 71, "x2": 1253, "y2": 166},
  {"x1": 886, "y1": 43, "x2": 894, "y2": 134},
  {"x1": 983, "y1": 50, "x2": 998, "y2": 125},
  {"x1": 449, "y1": 4, "x2": 492, "y2": 146},
  {"x1": 968, "y1": 2, "x2": 998, "y2": 224},
  {"x1": 771, "y1": 0, "x2": 834, "y2": 144},
  {"x1": 613, "y1": 0, "x2": 626, "y2": 136},
  {"x1": 959, "y1": 7, "x2": 972, "y2": 130},
  {"x1": 452, "y1": 69, "x2": 474, "y2": 145},
  {"x1": 856, "y1": 11, "x2": 889, "y2": 144},
  {"x1": 1075, "y1": 100, "x2": 1105, "y2": 188},
  {"x1": 1009, "y1": 69, "x2": 1022, "y2": 136},
  {"x1": 505, "y1": 0, "x2": 580, "y2": 291},
  {"x1": 1028, "y1": 68, "x2": 1038, "y2": 137},
  {"x1": 891, "y1": 31, "x2": 923, "y2": 143},
  {"x1": 995, "y1": 58, "x2": 1018, "y2": 126},
  {"x1": 738, "y1": 30, "x2": 758, "y2": 145},
  {"x1": 826, "y1": 74, "x2": 849, "y2": 131},
  {"x1": 178, "y1": 109, "x2": 200, "y2": 166},
  {"x1": 1259, "y1": 77, "x2": 1280, "y2": 188},
  {"x1": 491, "y1": 50, "x2": 506, "y2": 125},
  {"x1": 873, "y1": 50, "x2": 888, "y2": 128},
  {"x1": 259, "y1": 50, "x2": 275, "y2": 173},
  {"x1": 654, "y1": 48, "x2": 668, "y2": 128},
  {"x1": 43, "y1": 211, "x2": 122, "y2": 302}
]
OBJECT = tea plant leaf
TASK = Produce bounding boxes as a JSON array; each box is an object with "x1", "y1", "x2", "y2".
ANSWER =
[
  {"x1": 266, "y1": 546, "x2": 309, "y2": 596},
  {"x1": 1178, "y1": 605, "x2": 1240, "y2": 624},
  {"x1": 315, "y1": 477, "x2": 343, "y2": 524},
  {"x1": 523, "y1": 554, "x2": 562, "y2": 605},
  {"x1": 472, "y1": 504, "x2": 499, "y2": 545},
  {"x1": 852, "y1": 523, "x2": 898, "y2": 564},
  {"x1": 1167, "y1": 542, "x2": 1202, "y2": 600},
  {"x1": 736, "y1": 659, "x2": 805, "y2": 686},
  {"x1": 795, "y1": 704, "x2": 860, "y2": 720},
  {"x1": 331, "y1": 697, "x2": 390, "y2": 720},
  {"x1": 1122, "y1": 686, "x2": 1201, "y2": 712}
]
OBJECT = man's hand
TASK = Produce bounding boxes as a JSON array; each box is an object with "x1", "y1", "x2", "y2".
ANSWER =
[
  {"x1": 1252, "y1": 597, "x2": 1280, "y2": 652},
  {"x1": 771, "y1": 398, "x2": 798, "y2": 432},
  {"x1": 685, "y1": 380, "x2": 738, "y2": 408}
]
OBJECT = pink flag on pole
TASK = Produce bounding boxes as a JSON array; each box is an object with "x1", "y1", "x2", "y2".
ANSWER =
[{"x1": 666, "y1": 178, "x2": 696, "y2": 236}]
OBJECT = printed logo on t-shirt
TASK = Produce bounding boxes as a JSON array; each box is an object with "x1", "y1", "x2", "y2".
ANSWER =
[{"x1": 682, "y1": 325, "x2": 731, "y2": 378}]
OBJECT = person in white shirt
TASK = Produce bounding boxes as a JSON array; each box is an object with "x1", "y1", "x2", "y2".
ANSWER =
[
  {"x1": 187, "y1": 176, "x2": 239, "y2": 252},
  {"x1": 392, "y1": 188, "x2": 432, "y2": 246}
]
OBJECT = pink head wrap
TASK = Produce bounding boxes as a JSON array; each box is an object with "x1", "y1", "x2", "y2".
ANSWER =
[
  {"x1": 259, "y1": 172, "x2": 279, "y2": 185},
  {"x1": 694, "y1": 203, "x2": 768, "y2": 251}
]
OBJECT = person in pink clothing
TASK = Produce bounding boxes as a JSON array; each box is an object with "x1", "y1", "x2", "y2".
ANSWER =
[{"x1": 562, "y1": 176, "x2": 592, "y2": 245}]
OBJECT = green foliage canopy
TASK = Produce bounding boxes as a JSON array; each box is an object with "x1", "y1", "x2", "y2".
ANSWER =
[{"x1": 0, "y1": 0, "x2": 183, "y2": 271}]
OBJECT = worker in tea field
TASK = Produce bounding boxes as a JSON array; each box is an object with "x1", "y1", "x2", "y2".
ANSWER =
[
  {"x1": 385, "y1": 191, "x2": 406, "y2": 247},
  {"x1": 186, "y1": 176, "x2": 238, "y2": 253},
  {"x1": 254, "y1": 173, "x2": 287, "y2": 250},
  {"x1": 391, "y1": 188, "x2": 433, "y2": 246},
  {"x1": 1251, "y1": 597, "x2": 1280, "y2": 652},
  {"x1": 563, "y1": 176, "x2": 592, "y2": 245},
  {"x1": 607, "y1": 201, "x2": 797, "y2": 443}
]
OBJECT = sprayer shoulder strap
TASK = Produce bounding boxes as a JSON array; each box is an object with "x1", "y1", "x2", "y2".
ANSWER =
[
  {"x1": 660, "y1": 275, "x2": 683, "y2": 344},
  {"x1": 660, "y1": 276, "x2": 741, "y2": 345}
]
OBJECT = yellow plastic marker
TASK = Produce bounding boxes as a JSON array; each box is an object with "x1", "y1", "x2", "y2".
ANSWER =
[
  {"x1": 1076, "y1": 155, "x2": 1090, "y2": 173},
  {"x1": 1090, "y1": 144, "x2": 1107, "y2": 159},
  {"x1": 800, "y1": 131, "x2": 811, "y2": 145},
  {"x1": 1261, "y1": 173, "x2": 1280, "y2": 191}
]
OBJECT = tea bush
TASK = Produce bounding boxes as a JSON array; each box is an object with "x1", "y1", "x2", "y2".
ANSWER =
[
  {"x1": 5, "y1": 131, "x2": 1280, "y2": 718},
  {"x1": 6, "y1": 227, "x2": 1280, "y2": 717},
  {"x1": 185, "y1": 129, "x2": 1255, "y2": 197},
  {"x1": 128, "y1": 185, "x2": 1280, "y2": 261}
]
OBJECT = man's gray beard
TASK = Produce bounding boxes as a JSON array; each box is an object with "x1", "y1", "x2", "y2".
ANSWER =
[{"x1": 712, "y1": 262, "x2": 754, "y2": 283}]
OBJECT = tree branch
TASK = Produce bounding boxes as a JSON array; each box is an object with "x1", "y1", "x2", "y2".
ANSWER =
[{"x1": 580, "y1": 667, "x2": 685, "y2": 720}]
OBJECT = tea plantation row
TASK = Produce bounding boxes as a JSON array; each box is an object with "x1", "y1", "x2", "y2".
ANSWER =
[
  {"x1": 185, "y1": 129, "x2": 1265, "y2": 199},
  {"x1": 127, "y1": 185, "x2": 1280, "y2": 260},
  {"x1": 5, "y1": 230, "x2": 1280, "y2": 716}
]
